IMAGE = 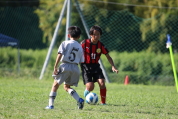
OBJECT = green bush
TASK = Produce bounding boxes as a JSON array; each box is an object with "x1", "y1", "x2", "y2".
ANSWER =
[
  {"x1": 0, "y1": 47, "x2": 58, "y2": 80},
  {"x1": 101, "y1": 51, "x2": 177, "y2": 85},
  {"x1": 0, "y1": 47, "x2": 17, "y2": 69},
  {"x1": 1, "y1": 48, "x2": 177, "y2": 85}
]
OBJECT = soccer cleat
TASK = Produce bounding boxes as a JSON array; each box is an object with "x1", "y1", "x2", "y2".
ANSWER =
[
  {"x1": 84, "y1": 90, "x2": 90, "y2": 97},
  {"x1": 45, "y1": 105, "x2": 54, "y2": 109},
  {"x1": 77, "y1": 98, "x2": 84, "y2": 110}
]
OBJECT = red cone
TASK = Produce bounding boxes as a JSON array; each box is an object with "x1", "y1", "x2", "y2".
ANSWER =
[{"x1": 124, "y1": 75, "x2": 129, "y2": 85}]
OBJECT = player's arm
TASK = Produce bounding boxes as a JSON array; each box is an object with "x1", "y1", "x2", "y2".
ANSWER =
[
  {"x1": 105, "y1": 54, "x2": 118, "y2": 73},
  {"x1": 53, "y1": 53, "x2": 62, "y2": 75}
]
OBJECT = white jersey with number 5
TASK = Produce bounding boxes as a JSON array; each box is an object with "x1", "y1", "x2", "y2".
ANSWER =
[{"x1": 58, "y1": 40, "x2": 84, "y2": 64}]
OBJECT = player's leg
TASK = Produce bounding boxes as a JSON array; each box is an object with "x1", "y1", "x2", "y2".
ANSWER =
[
  {"x1": 81, "y1": 64, "x2": 93, "y2": 97},
  {"x1": 64, "y1": 64, "x2": 84, "y2": 109},
  {"x1": 93, "y1": 68, "x2": 107, "y2": 105},
  {"x1": 82, "y1": 71, "x2": 95, "y2": 97},
  {"x1": 64, "y1": 84, "x2": 80, "y2": 101},
  {"x1": 45, "y1": 80, "x2": 60, "y2": 109},
  {"x1": 64, "y1": 84, "x2": 84, "y2": 109},
  {"x1": 97, "y1": 78, "x2": 107, "y2": 104},
  {"x1": 84, "y1": 82, "x2": 95, "y2": 97}
]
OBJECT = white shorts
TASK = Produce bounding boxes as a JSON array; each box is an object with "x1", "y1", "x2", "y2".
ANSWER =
[{"x1": 52, "y1": 63, "x2": 80, "y2": 87}]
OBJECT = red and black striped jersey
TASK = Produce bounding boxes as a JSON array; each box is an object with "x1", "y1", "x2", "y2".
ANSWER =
[{"x1": 81, "y1": 39, "x2": 109, "y2": 64}]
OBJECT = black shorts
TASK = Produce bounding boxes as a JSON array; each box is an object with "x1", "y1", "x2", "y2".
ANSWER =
[{"x1": 80, "y1": 63, "x2": 105, "y2": 85}]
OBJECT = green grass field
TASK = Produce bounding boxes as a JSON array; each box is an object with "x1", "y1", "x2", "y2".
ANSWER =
[{"x1": 0, "y1": 78, "x2": 178, "y2": 119}]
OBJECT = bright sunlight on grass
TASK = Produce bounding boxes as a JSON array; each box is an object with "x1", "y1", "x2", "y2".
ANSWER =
[{"x1": 0, "y1": 78, "x2": 178, "y2": 119}]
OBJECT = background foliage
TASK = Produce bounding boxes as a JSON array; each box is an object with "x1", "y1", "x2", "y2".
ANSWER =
[{"x1": 0, "y1": 47, "x2": 176, "y2": 85}]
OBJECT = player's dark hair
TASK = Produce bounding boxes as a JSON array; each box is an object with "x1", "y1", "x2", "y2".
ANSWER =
[
  {"x1": 89, "y1": 25, "x2": 102, "y2": 35},
  {"x1": 68, "y1": 26, "x2": 81, "y2": 38}
]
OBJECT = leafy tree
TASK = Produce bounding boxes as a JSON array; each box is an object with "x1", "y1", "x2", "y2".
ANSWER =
[
  {"x1": 35, "y1": 0, "x2": 178, "y2": 52},
  {"x1": 139, "y1": 1, "x2": 178, "y2": 53},
  {"x1": 35, "y1": 0, "x2": 66, "y2": 45},
  {"x1": 35, "y1": 0, "x2": 87, "y2": 47},
  {"x1": 0, "y1": 0, "x2": 45, "y2": 49}
]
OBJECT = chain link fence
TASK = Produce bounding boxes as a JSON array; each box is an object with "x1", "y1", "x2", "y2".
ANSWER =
[{"x1": 1, "y1": 1, "x2": 178, "y2": 85}]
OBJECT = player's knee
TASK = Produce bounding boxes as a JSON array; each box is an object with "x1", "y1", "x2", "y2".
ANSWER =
[
  {"x1": 63, "y1": 84, "x2": 70, "y2": 91},
  {"x1": 86, "y1": 84, "x2": 94, "y2": 91},
  {"x1": 98, "y1": 79, "x2": 105, "y2": 88}
]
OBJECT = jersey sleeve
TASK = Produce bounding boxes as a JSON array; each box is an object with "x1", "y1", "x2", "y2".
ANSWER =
[
  {"x1": 80, "y1": 50, "x2": 85, "y2": 63},
  {"x1": 58, "y1": 41, "x2": 65, "y2": 55},
  {"x1": 101, "y1": 42, "x2": 109, "y2": 55},
  {"x1": 80, "y1": 40, "x2": 85, "y2": 63}
]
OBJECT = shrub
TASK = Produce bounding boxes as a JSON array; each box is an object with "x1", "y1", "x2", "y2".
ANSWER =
[{"x1": 1, "y1": 48, "x2": 177, "y2": 85}]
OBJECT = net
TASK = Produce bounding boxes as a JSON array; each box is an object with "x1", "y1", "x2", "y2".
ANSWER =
[{"x1": 1, "y1": 0, "x2": 178, "y2": 84}]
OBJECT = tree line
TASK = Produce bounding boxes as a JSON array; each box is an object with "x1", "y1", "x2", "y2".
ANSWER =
[{"x1": 0, "y1": 0, "x2": 178, "y2": 52}]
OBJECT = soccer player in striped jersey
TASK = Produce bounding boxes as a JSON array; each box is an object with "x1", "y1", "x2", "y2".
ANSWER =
[
  {"x1": 80, "y1": 25, "x2": 118, "y2": 105},
  {"x1": 45, "y1": 26, "x2": 85, "y2": 110}
]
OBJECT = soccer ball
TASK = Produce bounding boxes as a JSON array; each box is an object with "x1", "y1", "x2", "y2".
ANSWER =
[{"x1": 86, "y1": 92, "x2": 98, "y2": 105}]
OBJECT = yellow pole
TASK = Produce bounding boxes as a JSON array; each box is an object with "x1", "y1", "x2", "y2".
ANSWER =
[{"x1": 167, "y1": 34, "x2": 178, "y2": 92}]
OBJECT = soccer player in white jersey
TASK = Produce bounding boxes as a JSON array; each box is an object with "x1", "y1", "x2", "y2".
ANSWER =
[{"x1": 45, "y1": 26, "x2": 85, "y2": 110}]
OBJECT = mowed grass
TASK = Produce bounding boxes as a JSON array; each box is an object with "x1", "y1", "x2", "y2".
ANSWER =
[{"x1": 0, "y1": 78, "x2": 178, "y2": 119}]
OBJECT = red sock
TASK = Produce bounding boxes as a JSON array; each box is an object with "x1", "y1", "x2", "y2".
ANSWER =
[{"x1": 100, "y1": 88, "x2": 107, "y2": 104}]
